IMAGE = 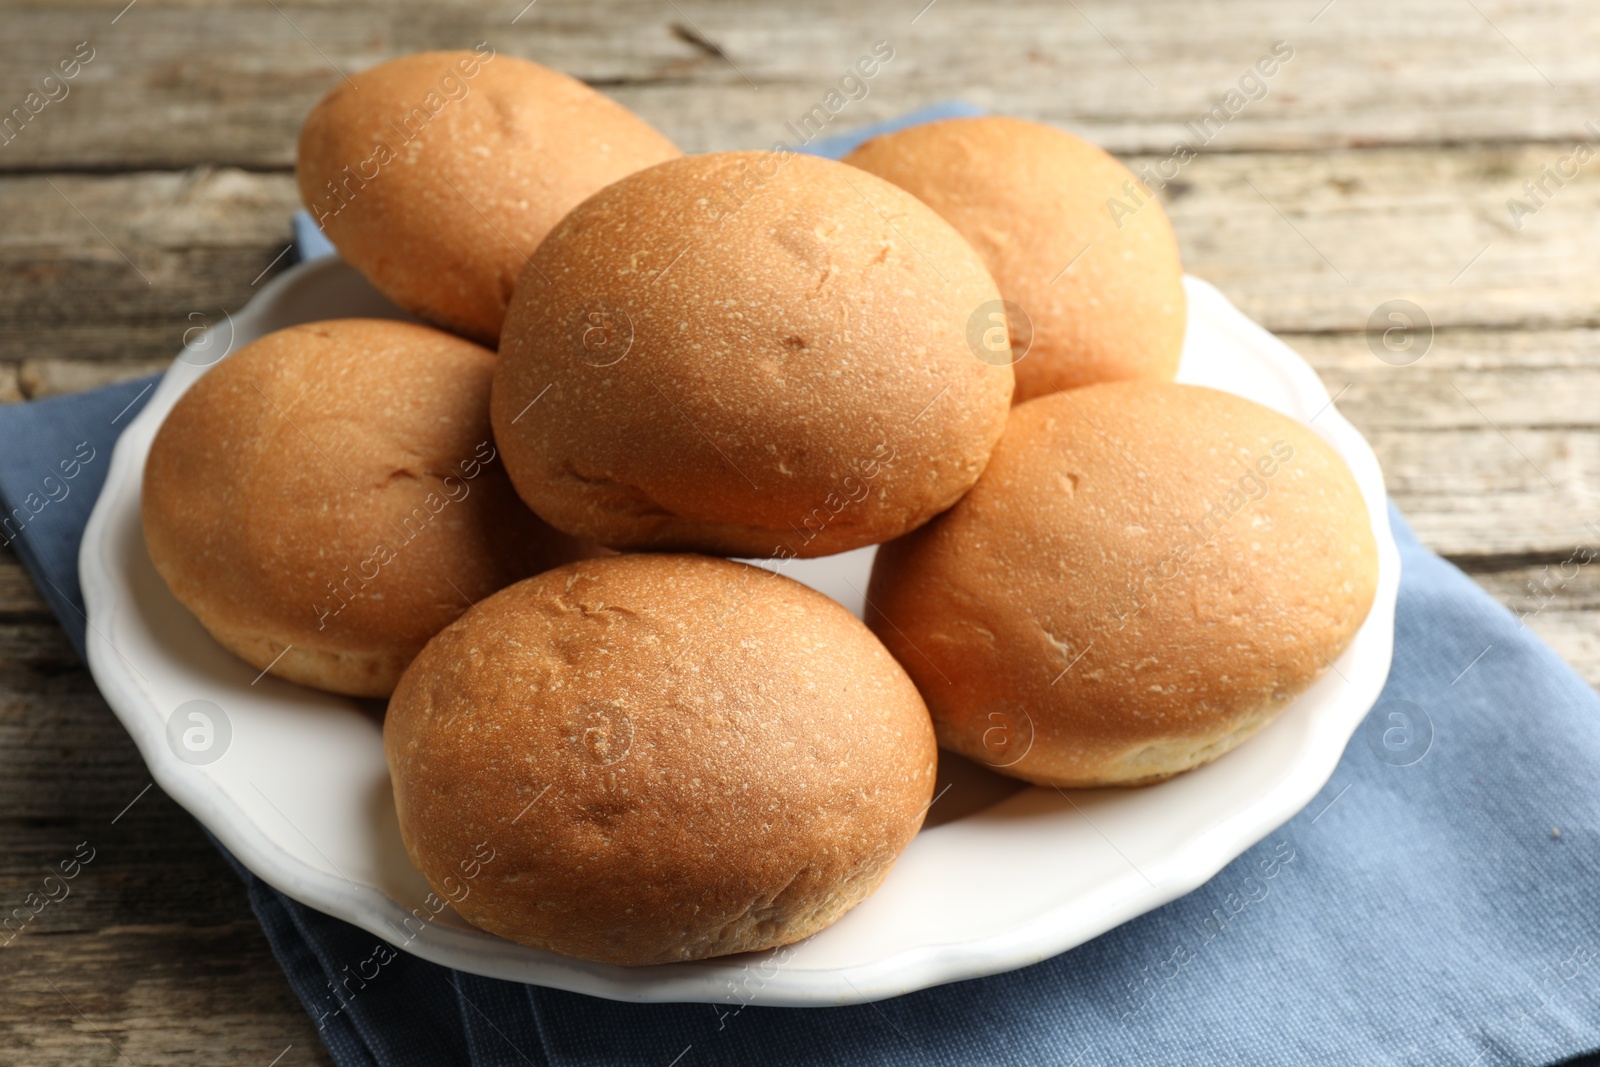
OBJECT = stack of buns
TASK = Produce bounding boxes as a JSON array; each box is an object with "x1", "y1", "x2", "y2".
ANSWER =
[{"x1": 142, "y1": 52, "x2": 1379, "y2": 966}]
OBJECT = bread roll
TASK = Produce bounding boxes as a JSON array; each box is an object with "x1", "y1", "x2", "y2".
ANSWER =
[
  {"x1": 866, "y1": 382, "x2": 1378, "y2": 787},
  {"x1": 491, "y1": 149, "x2": 1014, "y2": 559},
  {"x1": 297, "y1": 50, "x2": 679, "y2": 345},
  {"x1": 385, "y1": 553, "x2": 937, "y2": 965},
  {"x1": 142, "y1": 319, "x2": 587, "y2": 697},
  {"x1": 844, "y1": 116, "x2": 1186, "y2": 402}
]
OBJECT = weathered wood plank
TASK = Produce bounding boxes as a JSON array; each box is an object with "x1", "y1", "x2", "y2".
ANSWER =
[
  {"x1": 0, "y1": 617, "x2": 258, "y2": 931},
  {"x1": 1288, "y1": 329, "x2": 1600, "y2": 562},
  {"x1": 1292, "y1": 327, "x2": 1600, "y2": 375},
  {"x1": 2, "y1": 925, "x2": 335, "y2": 1067},
  {"x1": 0, "y1": 620, "x2": 80, "y2": 671},
  {"x1": 1516, "y1": 610, "x2": 1600, "y2": 688},
  {"x1": 0, "y1": 551, "x2": 51, "y2": 616},
  {"x1": 1, "y1": 0, "x2": 1596, "y2": 170},
  {"x1": 1358, "y1": 427, "x2": 1599, "y2": 561},
  {"x1": 0, "y1": 168, "x2": 298, "y2": 368},
  {"x1": 0, "y1": 618, "x2": 332, "y2": 1066},
  {"x1": 1161, "y1": 147, "x2": 1600, "y2": 336}
]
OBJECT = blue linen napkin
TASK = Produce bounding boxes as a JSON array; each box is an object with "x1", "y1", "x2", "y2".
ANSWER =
[{"x1": 3, "y1": 104, "x2": 1599, "y2": 1066}]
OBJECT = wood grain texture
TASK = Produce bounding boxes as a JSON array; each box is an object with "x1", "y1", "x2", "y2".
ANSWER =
[
  {"x1": 3, "y1": 927, "x2": 334, "y2": 1067},
  {"x1": 0, "y1": 0, "x2": 1595, "y2": 170},
  {"x1": 1290, "y1": 330, "x2": 1600, "y2": 562},
  {"x1": 0, "y1": 550, "x2": 51, "y2": 614},
  {"x1": 0, "y1": 168, "x2": 298, "y2": 366},
  {"x1": 0, "y1": 581, "x2": 330, "y2": 1067},
  {"x1": 1471, "y1": 565, "x2": 1600, "y2": 686},
  {"x1": 1, "y1": 0, "x2": 1596, "y2": 1062}
]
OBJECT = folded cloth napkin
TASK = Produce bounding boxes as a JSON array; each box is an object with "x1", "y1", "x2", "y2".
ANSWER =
[{"x1": 5, "y1": 104, "x2": 1600, "y2": 1067}]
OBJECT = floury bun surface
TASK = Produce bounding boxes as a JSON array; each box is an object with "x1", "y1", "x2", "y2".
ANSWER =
[
  {"x1": 384, "y1": 553, "x2": 938, "y2": 966},
  {"x1": 866, "y1": 382, "x2": 1379, "y2": 788},
  {"x1": 297, "y1": 50, "x2": 680, "y2": 345},
  {"x1": 844, "y1": 116, "x2": 1187, "y2": 402},
  {"x1": 491, "y1": 150, "x2": 1015, "y2": 560},
  {"x1": 141, "y1": 319, "x2": 588, "y2": 697}
]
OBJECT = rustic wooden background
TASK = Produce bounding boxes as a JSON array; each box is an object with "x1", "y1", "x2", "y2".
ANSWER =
[{"x1": 3, "y1": 0, "x2": 1597, "y2": 1062}]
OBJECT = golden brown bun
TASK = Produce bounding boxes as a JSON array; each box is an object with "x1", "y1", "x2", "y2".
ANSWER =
[
  {"x1": 844, "y1": 116, "x2": 1186, "y2": 402},
  {"x1": 296, "y1": 50, "x2": 679, "y2": 345},
  {"x1": 866, "y1": 382, "x2": 1378, "y2": 787},
  {"x1": 385, "y1": 553, "x2": 937, "y2": 965},
  {"x1": 491, "y1": 150, "x2": 1014, "y2": 559},
  {"x1": 142, "y1": 319, "x2": 589, "y2": 698}
]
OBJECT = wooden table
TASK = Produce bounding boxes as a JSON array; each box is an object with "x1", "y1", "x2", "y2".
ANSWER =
[{"x1": 3, "y1": 1, "x2": 1596, "y2": 1062}]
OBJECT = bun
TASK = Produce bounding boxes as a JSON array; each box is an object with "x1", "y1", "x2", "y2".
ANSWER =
[
  {"x1": 297, "y1": 51, "x2": 679, "y2": 345},
  {"x1": 491, "y1": 149, "x2": 1014, "y2": 559},
  {"x1": 844, "y1": 116, "x2": 1186, "y2": 402},
  {"x1": 385, "y1": 553, "x2": 937, "y2": 965},
  {"x1": 142, "y1": 319, "x2": 588, "y2": 697},
  {"x1": 866, "y1": 381, "x2": 1378, "y2": 787}
]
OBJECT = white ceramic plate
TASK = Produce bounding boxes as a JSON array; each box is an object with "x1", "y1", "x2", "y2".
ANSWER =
[{"x1": 80, "y1": 256, "x2": 1399, "y2": 1007}]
